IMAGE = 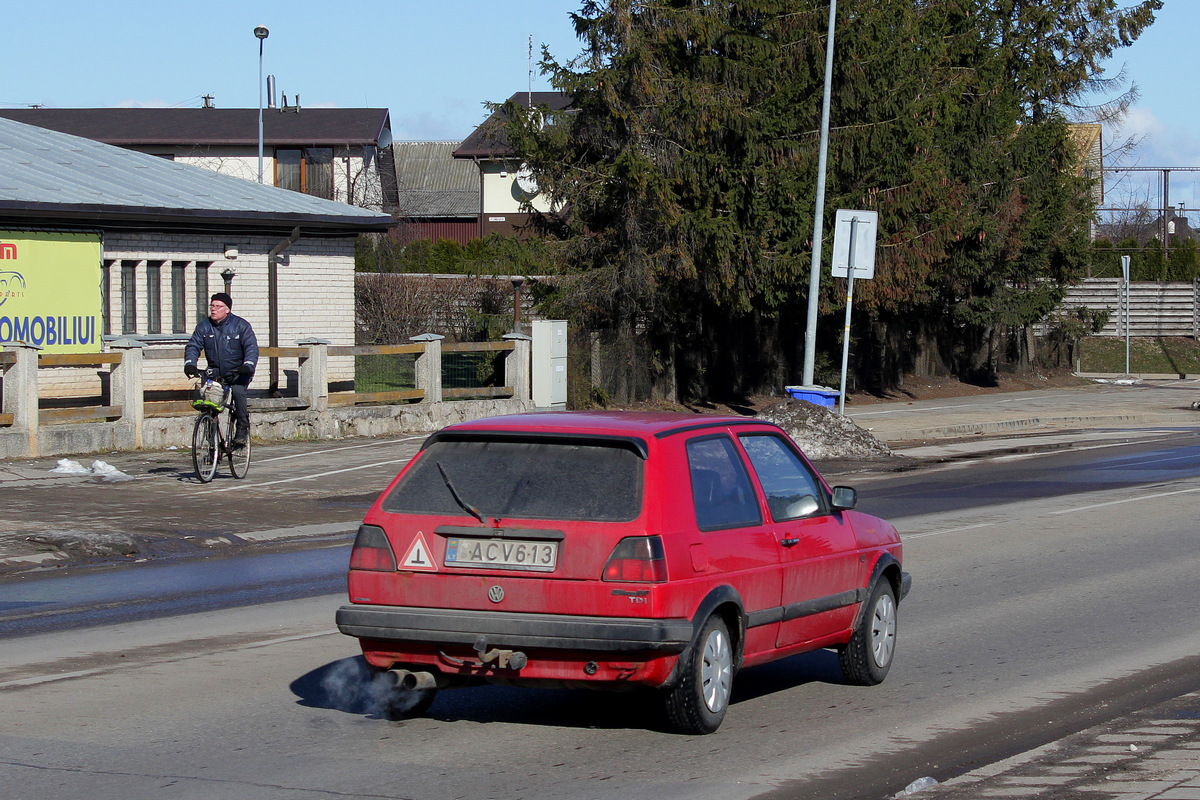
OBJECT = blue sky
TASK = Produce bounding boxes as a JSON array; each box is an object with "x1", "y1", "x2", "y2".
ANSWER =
[
  {"x1": 0, "y1": 1, "x2": 1190, "y2": 209},
  {"x1": 0, "y1": 1, "x2": 585, "y2": 141}
]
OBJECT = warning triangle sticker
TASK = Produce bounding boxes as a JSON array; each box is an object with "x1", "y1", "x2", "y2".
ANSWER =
[{"x1": 400, "y1": 532, "x2": 437, "y2": 572}]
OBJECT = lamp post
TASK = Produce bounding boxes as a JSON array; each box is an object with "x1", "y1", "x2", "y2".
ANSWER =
[
  {"x1": 801, "y1": 0, "x2": 838, "y2": 387},
  {"x1": 254, "y1": 25, "x2": 269, "y2": 184}
]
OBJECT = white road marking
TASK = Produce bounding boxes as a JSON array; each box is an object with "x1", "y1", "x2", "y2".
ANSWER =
[
  {"x1": 206, "y1": 458, "x2": 411, "y2": 493},
  {"x1": 1051, "y1": 484, "x2": 1200, "y2": 515},
  {"x1": 905, "y1": 522, "x2": 997, "y2": 540},
  {"x1": 255, "y1": 435, "x2": 425, "y2": 464},
  {"x1": 0, "y1": 630, "x2": 340, "y2": 689}
]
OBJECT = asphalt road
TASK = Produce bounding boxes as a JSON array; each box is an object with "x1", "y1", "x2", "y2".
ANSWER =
[
  {"x1": 0, "y1": 433, "x2": 430, "y2": 569},
  {"x1": 3, "y1": 435, "x2": 1200, "y2": 799}
]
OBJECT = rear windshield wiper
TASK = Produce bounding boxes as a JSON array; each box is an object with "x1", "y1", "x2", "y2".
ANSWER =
[{"x1": 436, "y1": 462, "x2": 486, "y2": 524}]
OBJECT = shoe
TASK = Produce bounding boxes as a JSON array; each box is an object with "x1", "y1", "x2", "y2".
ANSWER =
[{"x1": 231, "y1": 427, "x2": 248, "y2": 449}]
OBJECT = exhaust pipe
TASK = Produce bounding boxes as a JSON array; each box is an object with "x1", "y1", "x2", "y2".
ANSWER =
[{"x1": 387, "y1": 668, "x2": 440, "y2": 691}]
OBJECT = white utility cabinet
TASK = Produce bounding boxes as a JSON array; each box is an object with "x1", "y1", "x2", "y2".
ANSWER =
[{"x1": 531, "y1": 319, "x2": 568, "y2": 409}]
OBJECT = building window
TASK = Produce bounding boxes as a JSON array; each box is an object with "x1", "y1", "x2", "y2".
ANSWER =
[
  {"x1": 146, "y1": 261, "x2": 163, "y2": 335},
  {"x1": 275, "y1": 147, "x2": 333, "y2": 199},
  {"x1": 195, "y1": 261, "x2": 210, "y2": 324},
  {"x1": 100, "y1": 260, "x2": 113, "y2": 337},
  {"x1": 171, "y1": 261, "x2": 188, "y2": 333},
  {"x1": 120, "y1": 260, "x2": 138, "y2": 335}
]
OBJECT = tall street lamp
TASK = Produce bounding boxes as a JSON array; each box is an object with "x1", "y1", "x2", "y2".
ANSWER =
[
  {"x1": 254, "y1": 25, "x2": 269, "y2": 184},
  {"x1": 801, "y1": 0, "x2": 838, "y2": 387}
]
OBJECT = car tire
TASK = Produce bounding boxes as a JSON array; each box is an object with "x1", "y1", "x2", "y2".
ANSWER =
[
  {"x1": 839, "y1": 579, "x2": 898, "y2": 686},
  {"x1": 663, "y1": 614, "x2": 733, "y2": 735}
]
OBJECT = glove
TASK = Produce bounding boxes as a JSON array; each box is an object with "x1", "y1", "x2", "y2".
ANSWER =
[
  {"x1": 238, "y1": 364, "x2": 253, "y2": 375},
  {"x1": 184, "y1": 364, "x2": 200, "y2": 378}
]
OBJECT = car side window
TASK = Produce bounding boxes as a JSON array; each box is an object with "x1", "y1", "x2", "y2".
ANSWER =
[
  {"x1": 687, "y1": 435, "x2": 762, "y2": 531},
  {"x1": 739, "y1": 434, "x2": 826, "y2": 521}
]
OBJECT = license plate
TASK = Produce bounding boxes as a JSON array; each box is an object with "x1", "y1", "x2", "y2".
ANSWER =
[{"x1": 444, "y1": 537, "x2": 559, "y2": 572}]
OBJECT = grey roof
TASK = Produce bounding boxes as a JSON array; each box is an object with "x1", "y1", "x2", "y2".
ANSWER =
[
  {"x1": 0, "y1": 116, "x2": 392, "y2": 234},
  {"x1": 454, "y1": 92, "x2": 572, "y2": 159},
  {"x1": 394, "y1": 141, "x2": 478, "y2": 218},
  {"x1": 0, "y1": 108, "x2": 391, "y2": 148}
]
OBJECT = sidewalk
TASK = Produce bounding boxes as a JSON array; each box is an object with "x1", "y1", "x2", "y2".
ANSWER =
[
  {"x1": 907, "y1": 688, "x2": 1200, "y2": 800},
  {"x1": 849, "y1": 377, "x2": 1200, "y2": 449}
]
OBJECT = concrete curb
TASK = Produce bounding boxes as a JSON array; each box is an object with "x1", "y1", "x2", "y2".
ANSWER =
[{"x1": 870, "y1": 413, "x2": 1146, "y2": 443}]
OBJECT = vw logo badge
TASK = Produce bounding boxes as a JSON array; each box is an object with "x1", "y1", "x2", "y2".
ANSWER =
[{"x1": 488, "y1": 585, "x2": 505, "y2": 604}]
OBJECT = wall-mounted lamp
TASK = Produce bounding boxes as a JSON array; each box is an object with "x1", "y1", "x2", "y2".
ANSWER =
[
  {"x1": 220, "y1": 268, "x2": 236, "y2": 294},
  {"x1": 223, "y1": 244, "x2": 239, "y2": 260}
]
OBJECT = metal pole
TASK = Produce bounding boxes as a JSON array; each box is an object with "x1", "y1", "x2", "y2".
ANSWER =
[
  {"x1": 837, "y1": 216, "x2": 858, "y2": 416},
  {"x1": 255, "y1": 26, "x2": 269, "y2": 184},
  {"x1": 837, "y1": 272, "x2": 855, "y2": 415},
  {"x1": 258, "y1": 38, "x2": 264, "y2": 184},
  {"x1": 802, "y1": 0, "x2": 837, "y2": 387},
  {"x1": 1121, "y1": 254, "x2": 1131, "y2": 375},
  {"x1": 1125, "y1": 279, "x2": 1131, "y2": 376},
  {"x1": 1163, "y1": 169, "x2": 1170, "y2": 263}
]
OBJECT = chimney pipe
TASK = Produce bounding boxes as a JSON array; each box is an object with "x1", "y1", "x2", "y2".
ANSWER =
[{"x1": 267, "y1": 75, "x2": 276, "y2": 109}]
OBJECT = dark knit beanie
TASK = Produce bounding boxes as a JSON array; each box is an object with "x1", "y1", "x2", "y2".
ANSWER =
[{"x1": 211, "y1": 292, "x2": 233, "y2": 309}]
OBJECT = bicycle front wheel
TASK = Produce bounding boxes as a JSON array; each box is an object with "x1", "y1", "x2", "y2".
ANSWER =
[
  {"x1": 192, "y1": 414, "x2": 219, "y2": 483},
  {"x1": 228, "y1": 413, "x2": 251, "y2": 479}
]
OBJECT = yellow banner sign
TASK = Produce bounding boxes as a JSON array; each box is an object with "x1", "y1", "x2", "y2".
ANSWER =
[{"x1": 0, "y1": 230, "x2": 102, "y2": 354}]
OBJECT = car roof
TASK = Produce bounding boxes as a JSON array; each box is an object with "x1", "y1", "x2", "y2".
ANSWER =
[{"x1": 439, "y1": 410, "x2": 777, "y2": 439}]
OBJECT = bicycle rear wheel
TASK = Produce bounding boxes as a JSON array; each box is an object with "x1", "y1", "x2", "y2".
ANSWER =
[
  {"x1": 227, "y1": 411, "x2": 251, "y2": 479},
  {"x1": 192, "y1": 414, "x2": 219, "y2": 483}
]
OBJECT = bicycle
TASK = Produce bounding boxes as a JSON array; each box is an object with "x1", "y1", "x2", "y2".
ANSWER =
[{"x1": 191, "y1": 368, "x2": 251, "y2": 483}]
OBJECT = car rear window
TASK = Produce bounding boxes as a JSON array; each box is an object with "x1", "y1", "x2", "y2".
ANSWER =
[{"x1": 382, "y1": 438, "x2": 644, "y2": 522}]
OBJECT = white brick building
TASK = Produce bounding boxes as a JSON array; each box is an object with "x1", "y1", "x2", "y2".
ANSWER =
[{"x1": 0, "y1": 116, "x2": 391, "y2": 399}]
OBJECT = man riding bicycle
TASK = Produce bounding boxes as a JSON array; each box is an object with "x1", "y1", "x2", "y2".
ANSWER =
[{"x1": 183, "y1": 292, "x2": 259, "y2": 449}]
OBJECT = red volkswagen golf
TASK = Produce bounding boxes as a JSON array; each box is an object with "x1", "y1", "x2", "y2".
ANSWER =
[{"x1": 336, "y1": 411, "x2": 910, "y2": 734}]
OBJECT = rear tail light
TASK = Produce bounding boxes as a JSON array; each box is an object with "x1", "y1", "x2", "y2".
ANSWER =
[
  {"x1": 603, "y1": 536, "x2": 667, "y2": 582},
  {"x1": 349, "y1": 524, "x2": 397, "y2": 571}
]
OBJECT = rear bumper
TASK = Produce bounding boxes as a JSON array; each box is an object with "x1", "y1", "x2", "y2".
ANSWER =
[{"x1": 336, "y1": 604, "x2": 694, "y2": 654}]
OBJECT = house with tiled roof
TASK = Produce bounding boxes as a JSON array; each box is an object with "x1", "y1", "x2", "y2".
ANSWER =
[{"x1": 454, "y1": 92, "x2": 571, "y2": 238}]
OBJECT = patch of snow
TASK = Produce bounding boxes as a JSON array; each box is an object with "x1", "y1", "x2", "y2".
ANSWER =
[
  {"x1": 895, "y1": 776, "x2": 939, "y2": 797},
  {"x1": 50, "y1": 459, "x2": 134, "y2": 482},
  {"x1": 759, "y1": 398, "x2": 893, "y2": 460}
]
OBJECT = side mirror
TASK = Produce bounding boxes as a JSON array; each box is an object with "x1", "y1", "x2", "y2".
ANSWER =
[{"x1": 831, "y1": 486, "x2": 857, "y2": 511}]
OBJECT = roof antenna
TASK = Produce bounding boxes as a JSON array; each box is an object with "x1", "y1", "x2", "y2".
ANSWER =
[
  {"x1": 528, "y1": 33, "x2": 533, "y2": 107},
  {"x1": 201, "y1": 94, "x2": 215, "y2": 109}
]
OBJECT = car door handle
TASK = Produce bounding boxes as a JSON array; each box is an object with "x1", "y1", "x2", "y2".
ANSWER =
[{"x1": 780, "y1": 538, "x2": 800, "y2": 548}]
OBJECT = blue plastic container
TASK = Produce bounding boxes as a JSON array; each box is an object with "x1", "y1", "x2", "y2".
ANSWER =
[{"x1": 784, "y1": 386, "x2": 841, "y2": 408}]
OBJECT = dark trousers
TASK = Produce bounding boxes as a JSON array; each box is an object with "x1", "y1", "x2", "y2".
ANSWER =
[{"x1": 230, "y1": 383, "x2": 249, "y2": 433}]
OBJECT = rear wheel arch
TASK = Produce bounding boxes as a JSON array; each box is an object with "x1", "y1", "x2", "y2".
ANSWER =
[
  {"x1": 662, "y1": 586, "x2": 746, "y2": 690},
  {"x1": 691, "y1": 585, "x2": 746, "y2": 666}
]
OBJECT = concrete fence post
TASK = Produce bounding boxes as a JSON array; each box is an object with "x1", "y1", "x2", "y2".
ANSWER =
[
  {"x1": 109, "y1": 338, "x2": 145, "y2": 450},
  {"x1": 2, "y1": 342, "x2": 41, "y2": 457},
  {"x1": 502, "y1": 333, "x2": 532, "y2": 400},
  {"x1": 297, "y1": 338, "x2": 330, "y2": 412},
  {"x1": 411, "y1": 333, "x2": 444, "y2": 404}
]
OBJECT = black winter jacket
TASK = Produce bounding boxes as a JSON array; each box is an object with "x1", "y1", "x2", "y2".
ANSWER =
[{"x1": 184, "y1": 313, "x2": 259, "y2": 384}]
